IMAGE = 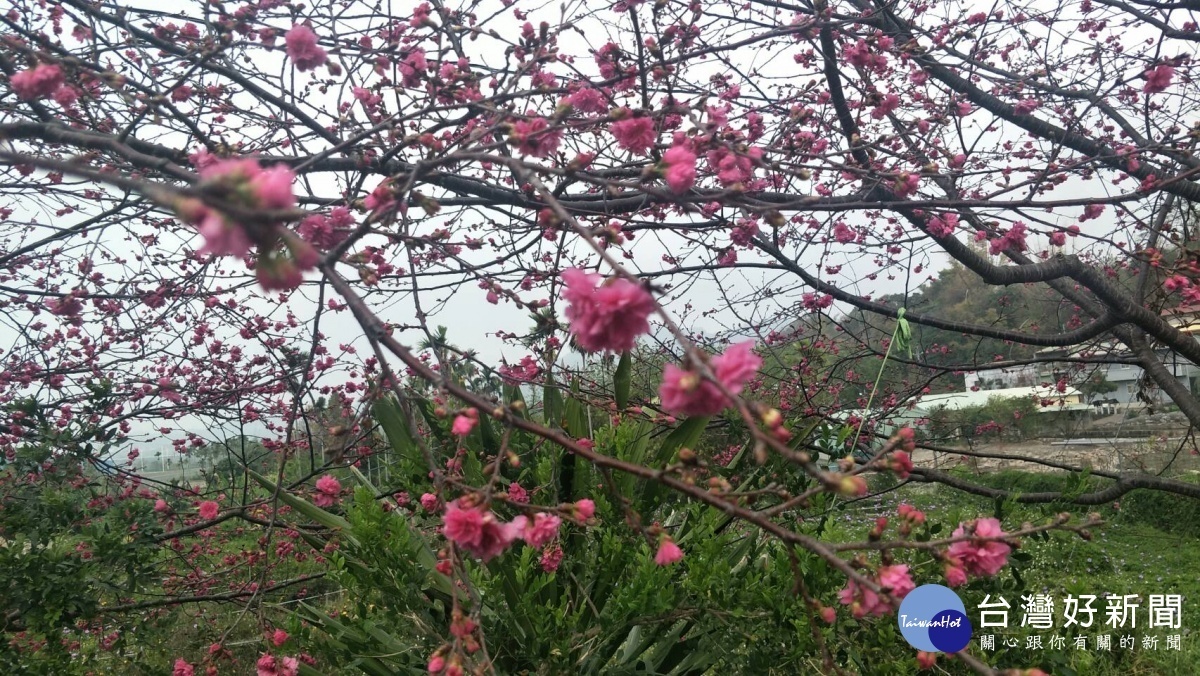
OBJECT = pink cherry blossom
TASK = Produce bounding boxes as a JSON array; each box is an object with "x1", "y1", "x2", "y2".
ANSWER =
[
  {"x1": 420, "y1": 493, "x2": 439, "y2": 512},
  {"x1": 313, "y1": 475, "x2": 341, "y2": 508},
  {"x1": 443, "y1": 500, "x2": 522, "y2": 561},
  {"x1": 654, "y1": 537, "x2": 684, "y2": 565},
  {"x1": 271, "y1": 629, "x2": 289, "y2": 647},
  {"x1": 870, "y1": 93, "x2": 900, "y2": 120},
  {"x1": 927, "y1": 213, "x2": 958, "y2": 238},
  {"x1": 154, "y1": 499, "x2": 170, "y2": 513},
  {"x1": 897, "y1": 503, "x2": 926, "y2": 524},
  {"x1": 256, "y1": 258, "x2": 304, "y2": 291},
  {"x1": 507, "y1": 483, "x2": 529, "y2": 503},
  {"x1": 1143, "y1": 64, "x2": 1174, "y2": 94},
  {"x1": 947, "y1": 517, "x2": 1011, "y2": 577},
  {"x1": 193, "y1": 207, "x2": 253, "y2": 258},
  {"x1": 520, "y1": 512, "x2": 561, "y2": 548},
  {"x1": 173, "y1": 659, "x2": 195, "y2": 676},
  {"x1": 451, "y1": 413, "x2": 478, "y2": 436},
  {"x1": 198, "y1": 500, "x2": 219, "y2": 520},
  {"x1": 877, "y1": 564, "x2": 915, "y2": 599},
  {"x1": 183, "y1": 158, "x2": 298, "y2": 260},
  {"x1": 510, "y1": 117, "x2": 562, "y2": 157},
  {"x1": 566, "y1": 87, "x2": 608, "y2": 113},
  {"x1": 844, "y1": 39, "x2": 887, "y2": 72},
  {"x1": 52, "y1": 86, "x2": 78, "y2": 107},
  {"x1": 706, "y1": 146, "x2": 762, "y2": 186},
  {"x1": 610, "y1": 116, "x2": 657, "y2": 155},
  {"x1": 662, "y1": 144, "x2": 697, "y2": 193},
  {"x1": 499, "y1": 355, "x2": 541, "y2": 383},
  {"x1": 944, "y1": 561, "x2": 968, "y2": 587},
  {"x1": 889, "y1": 451, "x2": 913, "y2": 479},
  {"x1": 837, "y1": 579, "x2": 889, "y2": 618},
  {"x1": 399, "y1": 49, "x2": 428, "y2": 87},
  {"x1": 249, "y1": 165, "x2": 297, "y2": 211},
  {"x1": 48, "y1": 296, "x2": 83, "y2": 318},
  {"x1": 10, "y1": 64, "x2": 65, "y2": 101},
  {"x1": 560, "y1": 268, "x2": 656, "y2": 353},
  {"x1": 659, "y1": 341, "x2": 762, "y2": 417},
  {"x1": 916, "y1": 651, "x2": 937, "y2": 670},
  {"x1": 540, "y1": 544, "x2": 564, "y2": 573},
  {"x1": 256, "y1": 653, "x2": 299, "y2": 676},
  {"x1": 574, "y1": 498, "x2": 596, "y2": 520},
  {"x1": 833, "y1": 222, "x2": 856, "y2": 243},
  {"x1": 1013, "y1": 98, "x2": 1039, "y2": 115},
  {"x1": 285, "y1": 25, "x2": 328, "y2": 72},
  {"x1": 364, "y1": 179, "x2": 395, "y2": 213}
]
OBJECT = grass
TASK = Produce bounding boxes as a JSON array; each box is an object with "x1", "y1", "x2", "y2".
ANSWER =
[{"x1": 821, "y1": 470, "x2": 1200, "y2": 674}]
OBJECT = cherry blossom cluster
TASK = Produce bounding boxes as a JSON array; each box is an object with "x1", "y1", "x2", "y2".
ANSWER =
[
  {"x1": 441, "y1": 496, "x2": 594, "y2": 563},
  {"x1": 559, "y1": 267, "x2": 764, "y2": 419},
  {"x1": 174, "y1": 154, "x2": 318, "y2": 291},
  {"x1": 835, "y1": 510, "x2": 1013, "y2": 621}
]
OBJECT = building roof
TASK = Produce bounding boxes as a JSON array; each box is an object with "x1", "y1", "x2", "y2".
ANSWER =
[{"x1": 914, "y1": 385, "x2": 1087, "y2": 412}]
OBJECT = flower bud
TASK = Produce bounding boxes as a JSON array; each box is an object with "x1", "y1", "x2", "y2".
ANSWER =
[{"x1": 837, "y1": 475, "x2": 868, "y2": 497}]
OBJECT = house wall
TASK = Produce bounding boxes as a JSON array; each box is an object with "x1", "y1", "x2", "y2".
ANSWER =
[{"x1": 1034, "y1": 348, "x2": 1199, "y2": 407}]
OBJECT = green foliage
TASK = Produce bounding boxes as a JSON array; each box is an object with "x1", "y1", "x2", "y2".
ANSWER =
[
  {"x1": 1077, "y1": 374, "x2": 1119, "y2": 400},
  {"x1": 926, "y1": 396, "x2": 1046, "y2": 440},
  {"x1": 967, "y1": 470, "x2": 1200, "y2": 539},
  {"x1": 0, "y1": 444, "x2": 165, "y2": 671},
  {"x1": 5, "y1": 381, "x2": 1199, "y2": 676}
]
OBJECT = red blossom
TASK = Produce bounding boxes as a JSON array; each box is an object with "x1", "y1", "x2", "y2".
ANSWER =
[
  {"x1": 662, "y1": 143, "x2": 698, "y2": 193},
  {"x1": 285, "y1": 25, "x2": 327, "y2": 71},
  {"x1": 610, "y1": 115, "x2": 657, "y2": 155},
  {"x1": 509, "y1": 117, "x2": 563, "y2": 157},
  {"x1": 313, "y1": 475, "x2": 341, "y2": 508},
  {"x1": 10, "y1": 64, "x2": 64, "y2": 101},
  {"x1": 948, "y1": 517, "x2": 1011, "y2": 578},
  {"x1": 560, "y1": 268, "x2": 657, "y2": 353},
  {"x1": 659, "y1": 341, "x2": 762, "y2": 417},
  {"x1": 654, "y1": 537, "x2": 683, "y2": 566},
  {"x1": 198, "y1": 500, "x2": 219, "y2": 520},
  {"x1": 256, "y1": 654, "x2": 299, "y2": 676},
  {"x1": 442, "y1": 500, "x2": 522, "y2": 561},
  {"x1": 1144, "y1": 64, "x2": 1175, "y2": 94}
]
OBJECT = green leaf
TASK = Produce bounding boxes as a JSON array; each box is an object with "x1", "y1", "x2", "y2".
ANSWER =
[
  {"x1": 245, "y1": 469, "x2": 357, "y2": 544},
  {"x1": 614, "y1": 350, "x2": 632, "y2": 409},
  {"x1": 544, "y1": 383, "x2": 563, "y2": 428},
  {"x1": 478, "y1": 411, "x2": 500, "y2": 454},
  {"x1": 373, "y1": 396, "x2": 417, "y2": 463},
  {"x1": 565, "y1": 387, "x2": 587, "y2": 438},
  {"x1": 347, "y1": 469, "x2": 439, "y2": 571},
  {"x1": 657, "y1": 416, "x2": 709, "y2": 463},
  {"x1": 503, "y1": 384, "x2": 527, "y2": 419},
  {"x1": 462, "y1": 447, "x2": 484, "y2": 485},
  {"x1": 497, "y1": 565, "x2": 534, "y2": 641}
]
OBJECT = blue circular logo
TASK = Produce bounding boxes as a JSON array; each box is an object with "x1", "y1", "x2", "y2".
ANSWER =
[{"x1": 897, "y1": 584, "x2": 973, "y2": 653}]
